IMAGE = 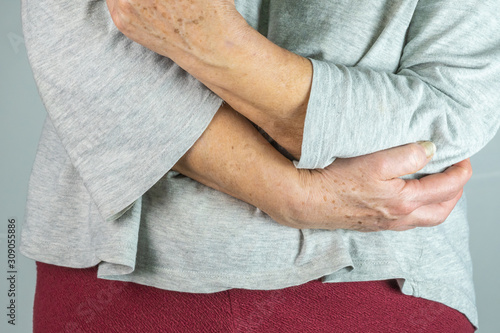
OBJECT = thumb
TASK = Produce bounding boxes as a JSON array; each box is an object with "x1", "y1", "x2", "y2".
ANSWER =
[{"x1": 369, "y1": 141, "x2": 436, "y2": 180}]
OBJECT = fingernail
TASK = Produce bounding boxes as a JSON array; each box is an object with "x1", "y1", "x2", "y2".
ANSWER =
[{"x1": 417, "y1": 141, "x2": 436, "y2": 159}]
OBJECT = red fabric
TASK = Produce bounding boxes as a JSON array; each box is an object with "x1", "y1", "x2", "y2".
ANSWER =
[{"x1": 33, "y1": 261, "x2": 475, "y2": 332}]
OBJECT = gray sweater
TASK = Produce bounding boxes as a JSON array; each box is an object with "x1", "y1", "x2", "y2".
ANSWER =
[{"x1": 20, "y1": 0, "x2": 500, "y2": 328}]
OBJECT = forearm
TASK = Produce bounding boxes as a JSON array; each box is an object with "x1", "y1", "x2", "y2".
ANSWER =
[
  {"x1": 172, "y1": 105, "x2": 471, "y2": 232},
  {"x1": 105, "y1": 1, "x2": 475, "y2": 232},
  {"x1": 110, "y1": 1, "x2": 500, "y2": 167},
  {"x1": 169, "y1": 19, "x2": 312, "y2": 159},
  {"x1": 106, "y1": 1, "x2": 311, "y2": 158},
  {"x1": 172, "y1": 103, "x2": 301, "y2": 226},
  {"x1": 179, "y1": 25, "x2": 312, "y2": 158}
]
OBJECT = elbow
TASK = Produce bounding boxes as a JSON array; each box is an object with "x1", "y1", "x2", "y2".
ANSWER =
[{"x1": 429, "y1": 101, "x2": 500, "y2": 172}]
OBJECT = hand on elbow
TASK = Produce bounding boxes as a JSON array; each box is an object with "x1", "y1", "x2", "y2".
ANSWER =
[{"x1": 280, "y1": 142, "x2": 472, "y2": 232}]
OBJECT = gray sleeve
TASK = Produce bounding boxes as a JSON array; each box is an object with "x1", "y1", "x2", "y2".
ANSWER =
[
  {"x1": 21, "y1": 0, "x2": 223, "y2": 222},
  {"x1": 296, "y1": 0, "x2": 500, "y2": 172}
]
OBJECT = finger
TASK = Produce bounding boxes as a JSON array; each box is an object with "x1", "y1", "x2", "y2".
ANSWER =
[
  {"x1": 390, "y1": 188, "x2": 464, "y2": 230},
  {"x1": 399, "y1": 158, "x2": 471, "y2": 207},
  {"x1": 366, "y1": 142, "x2": 435, "y2": 180}
]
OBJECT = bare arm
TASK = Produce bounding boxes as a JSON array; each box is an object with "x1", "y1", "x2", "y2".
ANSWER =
[
  {"x1": 173, "y1": 103, "x2": 471, "y2": 231},
  {"x1": 172, "y1": 103, "x2": 299, "y2": 225},
  {"x1": 106, "y1": 0, "x2": 310, "y2": 158},
  {"x1": 105, "y1": 0, "x2": 473, "y2": 231},
  {"x1": 108, "y1": 0, "x2": 500, "y2": 166}
]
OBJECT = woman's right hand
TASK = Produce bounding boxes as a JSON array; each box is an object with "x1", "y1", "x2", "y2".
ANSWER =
[{"x1": 277, "y1": 142, "x2": 472, "y2": 232}]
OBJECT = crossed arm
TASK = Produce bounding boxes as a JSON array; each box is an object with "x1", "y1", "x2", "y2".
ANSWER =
[
  {"x1": 105, "y1": 0, "x2": 478, "y2": 231},
  {"x1": 172, "y1": 102, "x2": 469, "y2": 231}
]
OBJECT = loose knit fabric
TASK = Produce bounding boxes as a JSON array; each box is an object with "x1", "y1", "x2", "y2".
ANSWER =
[
  {"x1": 20, "y1": 0, "x2": 500, "y2": 330},
  {"x1": 34, "y1": 262, "x2": 475, "y2": 333}
]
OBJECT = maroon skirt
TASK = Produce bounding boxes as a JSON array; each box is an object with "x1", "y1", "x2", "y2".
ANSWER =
[{"x1": 33, "y1": 261, "x2": 475, "y2": 332}]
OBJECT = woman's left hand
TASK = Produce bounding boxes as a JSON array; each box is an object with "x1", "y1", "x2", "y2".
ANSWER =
[{"x1": 106, "y1": 0, "x2": 244, "y2": 66}]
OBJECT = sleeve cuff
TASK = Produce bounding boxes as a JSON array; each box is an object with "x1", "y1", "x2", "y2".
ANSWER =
[{"x1": 295, "y1": 58, "x2": 338, "y2": 169}]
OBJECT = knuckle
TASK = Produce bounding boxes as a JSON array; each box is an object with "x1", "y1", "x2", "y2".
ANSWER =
[
  {"x1": 383, "y1": 206, "x2": 398, "y2": 219},
  {"x1": 423, "y1": 215, "x2": 446, "y2": 227},
  {"x1": 109, "y1": 11, "x2": 123, "y2": 28},
  {"x1": 112, "y1": 15, "x2": 124, "y2": 31},
  {"x1": 429, "y1": 216, "x2": 446, "y2": 227},
  {"x1": 385, "y1": 198, "x2": 414, "y2": 217},
  {"x1": 372, "y1": 210, "x2": 397, "y2": 230},
  {"x1": 373, "y1": 158, "x2": 391, "y2": 178},
  {"x1": 394, "y1": 201, "x2": 415, "y2": 216},
  {"x1": 110, "y1": 1, "x2": 130, "y2": 30}
]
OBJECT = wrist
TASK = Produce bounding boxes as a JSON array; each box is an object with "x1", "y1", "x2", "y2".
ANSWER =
[
  {"x1": 265, "y1": 166, "x2": 314, "y2": 229},
  {"x1": 284, "y1": 168, "x2": 314, "y2": 229}
]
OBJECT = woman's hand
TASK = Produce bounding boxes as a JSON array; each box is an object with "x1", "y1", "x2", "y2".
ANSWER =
[
  {"x1": 106, "y1": 5, "x2": 473, "y2": 232},
  {"x1": 280, "y1": 143, "x2": 472, "y2": 232},
  {"x1": 106, "y1": 0, "x2": 244, "y2": 68},
  {"x1": 173, "y1": 103, "x2": 471, "y2": 232}
]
